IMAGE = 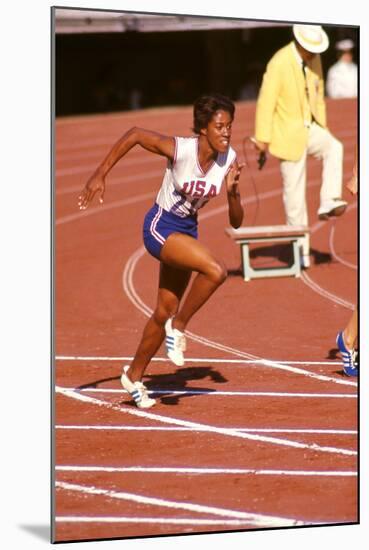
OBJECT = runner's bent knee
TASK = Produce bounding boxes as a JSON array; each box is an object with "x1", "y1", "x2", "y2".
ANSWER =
[
  {"x1": 153, "y1": 299, "x2": 179, "y2": 326},
  {"x1": 205, "y1": 259, "x2": 227, "y2": 285}
]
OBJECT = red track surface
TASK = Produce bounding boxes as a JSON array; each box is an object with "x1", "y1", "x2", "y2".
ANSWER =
[{"x1": 54, "y1": 99, "x2": 358, "y2": 543}]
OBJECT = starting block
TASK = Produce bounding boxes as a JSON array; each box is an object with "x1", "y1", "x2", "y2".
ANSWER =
[{"x1": 225, "y1": 225, "x2": 310, "y2": 281}]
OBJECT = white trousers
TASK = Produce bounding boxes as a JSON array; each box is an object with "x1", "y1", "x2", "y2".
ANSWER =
[{"x1": 280, "y1": 122, "x2": 343, "y2": 255}]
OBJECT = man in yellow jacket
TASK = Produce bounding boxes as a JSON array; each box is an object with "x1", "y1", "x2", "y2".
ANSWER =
[{"x1": 253, "y1": 24, "x2": 347, "y2": 268}]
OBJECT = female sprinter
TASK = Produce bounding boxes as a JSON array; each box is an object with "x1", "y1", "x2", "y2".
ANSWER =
[{"x1": 78, "y1": 93, "x2": 244, "y2": 408}]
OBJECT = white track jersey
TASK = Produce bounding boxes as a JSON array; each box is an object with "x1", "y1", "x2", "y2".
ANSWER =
[{"x1": 156, "y1": 136, "x2": 237, "y2": 218}]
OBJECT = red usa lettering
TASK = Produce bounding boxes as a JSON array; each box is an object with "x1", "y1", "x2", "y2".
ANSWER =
[{"x1": 182, "y1": 181, "x2": 217, "y2": 198}]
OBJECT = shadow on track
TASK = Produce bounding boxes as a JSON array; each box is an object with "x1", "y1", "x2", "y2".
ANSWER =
[{"x1": 76, "y1": 365, "x2": 228, "y2": 406}]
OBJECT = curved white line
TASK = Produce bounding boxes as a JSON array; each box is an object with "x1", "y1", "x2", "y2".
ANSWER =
[
  {"x1": 57, "y1": 169, "x2": 357, "y2": 317},
  {"x1": 301, "y1": 271, "x2": 355, "y2": 311},
  {"x1": 298, "y1": 203, "x2": 357, "y2": 309},
  {"x1": 122, "y1": 244, "x2": 356, "y2": 388},
  {"x1": 328, "y1": 216, "x2": 358, "y2": 271},
  {"x1": 57, "y1": 141, "x2": 357, "y2": 378}
]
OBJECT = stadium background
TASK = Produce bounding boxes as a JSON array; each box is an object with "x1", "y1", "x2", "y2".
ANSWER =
[{"x1": 54, "y1": 9, "x2": 358, "y2": 116}]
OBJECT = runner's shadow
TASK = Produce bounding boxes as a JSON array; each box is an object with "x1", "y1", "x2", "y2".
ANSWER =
[
  {"x1": 75, "y1": 366, "x2": 228, "y2": 406},
  {"x1": 325, "y1": 347, "x2": 344, "y2": 376},
  {"x1": 327, "y1": 347, "x2": 339, "y2": 360},
  {"x1": 77, "y1": 375, "x2": 119, "y2": 390},
  {"x1": 326, "y1": 347, "x2": 359, "y2": 377},
  {"x1": 145, "y1": 366, "x2": 228, "y2": 405}
]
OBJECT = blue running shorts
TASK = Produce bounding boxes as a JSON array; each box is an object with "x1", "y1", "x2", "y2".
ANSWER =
[{"x1": 143, "y1": 203, "x2": 198, "y2": 260}]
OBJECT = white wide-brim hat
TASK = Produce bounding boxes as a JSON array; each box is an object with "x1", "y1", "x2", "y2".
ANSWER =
[
  {"x1": 293, "y1": 24, "x2": 329, "y2": 54},
  {"x1": 336, "y1": 38, "x2": 355, "y2": 51}
]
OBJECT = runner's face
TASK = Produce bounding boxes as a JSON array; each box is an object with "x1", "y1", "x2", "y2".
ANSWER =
[{"x1": 204, "y1": 110, "x2": 233, "y2": 153}]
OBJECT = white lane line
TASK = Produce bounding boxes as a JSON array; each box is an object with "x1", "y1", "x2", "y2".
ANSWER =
[
  {"x1": 55, "y1": 355, "x2": 344, "y2": 365},
  {"x1": 329, "y1": 219, "x2": 357, "y2": 271},
  {"x1": 55, "y1": 516, "x2": 277, "y2": 526},
  {"x1": 55, "y1": 481, "x2": 307, "y2": 527},
  {"x1": 55, "y1": 386, "x2": 357, "y2": 457},
  {"x1": 299, "y1": 204, "x2": 357, "y2": 310},
  {"x1": 123, "y1": 246, "x2": 357, "y2": 389},
  {"x1": 301, "y1": 272, "x2": 355, "y2": 310},
  {"x1": 56, "y1": 465, "x2": 357, "y2": 477},
  {"x1": 56, "y1": 154, "x2": 163, "y2": 178},
  {"x1": 55, "y1": 425, "x2": 357, "y2": 435},
  {"x1": 56, "y1": 191, "x2": 156, "y2": 225},
  {"x1": 56, "y1": 169, "x2": 163, "y2": 196},
  {"x1": 57, "y1": 386, "x2": 356, "y2": 399}
]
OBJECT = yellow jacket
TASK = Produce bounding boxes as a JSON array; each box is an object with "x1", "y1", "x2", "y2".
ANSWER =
[{"x1": 255, "y1": 42, "x2": 327, "y2": 161}]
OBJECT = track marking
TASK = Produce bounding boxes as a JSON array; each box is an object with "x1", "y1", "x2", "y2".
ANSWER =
[
  {"x1": 301, "y1": 272, "x2": 355, "y2": 310},
  {"x1": 55, "y1": 425, "x2": 357, "y2": 435},
  {"x1": 57, "y1": 170, "x2": 163, "y2": 196},
  {"x1": 56, "y1": 154, "x2": 163, "y2": 178},
  {"x1": 55, "y1": 355, "x2": 346, "y2": 365},
  {"x1": 56, "y1": 192, "x2": 156, "y2": 225},
  {"x1": 55, "y1": 481, "x2": 307, "y2": 527},
  {"x1": 56, "y1": 386, "x2": 356, "y2": 399},
  {"x1": 56, "y1": 465, "x2": 357, "y2": 477},
  {"x1": 55, "y1": 386, "x2": 357, "y2": 457},
  {"x1": 123, "y1": 247, "x2": 357, "y2": 388},
  {"x1": 329, "y1": 218, "x2": 357, "y2": 271},
  {"x1": 53, "y1": 516, "x2": 282, "y2": 527},
  {"x1": 299, "y1": 204, "x2": 357, "y2": 310}
]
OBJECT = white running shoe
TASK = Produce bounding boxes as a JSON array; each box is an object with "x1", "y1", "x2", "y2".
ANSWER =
[
  {"x1": 318, "y1": 199, "x2": 347, "y2": 220},
  {"x1": 164, "y1": 317, "x2": 186, "y2": 366},
  {"x1": 120, "y1": 366, "x2": 156, "y2": 409}
]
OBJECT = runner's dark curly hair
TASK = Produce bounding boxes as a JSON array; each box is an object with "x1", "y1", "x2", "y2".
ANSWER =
[{"x1": 192, "y1": 93, "x2": 235, "y2": 134}]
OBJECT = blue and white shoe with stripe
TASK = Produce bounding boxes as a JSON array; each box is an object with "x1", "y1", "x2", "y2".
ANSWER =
[
  {"x1": 336, "y1": 331, "x2": 358, "y2": 377},
  {"x1": 165, "y1": 317, "x2": 186, "y2": 367},
  {"x1": 120, "y1": 366, "x2": 156, "y2": 408}
]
